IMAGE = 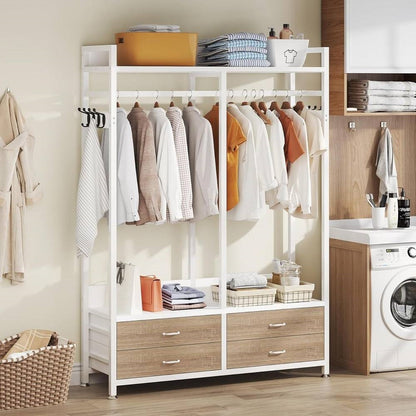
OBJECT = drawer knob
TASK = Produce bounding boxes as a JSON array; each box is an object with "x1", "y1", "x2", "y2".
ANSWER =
[
  {"x1": 162, "y1": 331, "x2": 181, "y2": 336},
  {"x1": 162, "y1": 359, "x2": 181, "y2": 365},
  {"x1": 268, "y1": 322, "x2": 286, "y2": 328},
  {"x1": 268, "y1": 350, "x2": 286, "y2": 356}
]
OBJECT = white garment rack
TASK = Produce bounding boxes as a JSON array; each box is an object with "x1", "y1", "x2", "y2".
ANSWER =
[{"x1": 80, "y1": 45, "x2": 329, "y2": 398}]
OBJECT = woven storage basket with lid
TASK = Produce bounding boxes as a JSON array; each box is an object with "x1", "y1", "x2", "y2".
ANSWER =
[{"x1": 0, "y1": 334, "x2": 76, "y2": 410}]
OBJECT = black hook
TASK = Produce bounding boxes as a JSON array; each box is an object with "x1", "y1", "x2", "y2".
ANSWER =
[{"x1": 78, "y1": 107, "x2": 90, "y2": 127}]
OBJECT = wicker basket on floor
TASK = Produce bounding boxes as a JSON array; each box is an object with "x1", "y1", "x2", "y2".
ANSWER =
[{"x1": 0, "y1": 334, "x2": 76, "y2": 410}]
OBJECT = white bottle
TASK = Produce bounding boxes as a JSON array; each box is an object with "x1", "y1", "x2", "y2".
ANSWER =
[{"x1": 387, "y1": 192, "x2": 398, "y2": 228}]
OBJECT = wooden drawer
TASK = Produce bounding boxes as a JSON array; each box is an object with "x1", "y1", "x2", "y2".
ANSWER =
[
  {"x1": 117, "y1": 342, "x2": 221, "y2": 378},
  {"x1": 227, "y1": 333, "x2": 324, "y2": 369},
  {"x1": 117, "y1": 315, "x2": 221, "y2": 350},
  {"x1": 227, "y1": 307, "x2": 324, "y2": 341}
]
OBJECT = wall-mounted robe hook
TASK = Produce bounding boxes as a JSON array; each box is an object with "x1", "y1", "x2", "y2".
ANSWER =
[
  {"x1": 348, "y1": 121, "x2": 356, "y2": 131},
  {"x1": 380, "y1": 121, "x2": 387, "y2": 128}
]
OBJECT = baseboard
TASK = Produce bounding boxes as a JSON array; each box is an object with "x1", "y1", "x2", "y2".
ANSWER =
[{"x1": 70, "y1": 363, "x2": 107, "y2": 386}]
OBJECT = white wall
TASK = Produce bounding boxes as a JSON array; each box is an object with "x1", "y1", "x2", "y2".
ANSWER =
[{"x1": 0, "y1": 0, "x2": 321, "y2": 361}]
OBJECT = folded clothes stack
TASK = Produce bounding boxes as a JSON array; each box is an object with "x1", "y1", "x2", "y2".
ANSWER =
[
  {"x1": 128, "y1": 24, "x2": 181, "y2": 32},
  {"x1": 348, "y1": 80, "x2": 416, "y2": 112},
  {"x1": 198, "y1": 33, "x2": 270, "y2": 67},
  {"x1": 227, "y1": 272, "x2": 268, "y2": 289},
  {"x1": 162, "y1": 283, "x2": 206, "y2": 310}
]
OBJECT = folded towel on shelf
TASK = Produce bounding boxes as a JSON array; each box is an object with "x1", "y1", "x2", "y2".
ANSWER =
[
  {"x1": 200, "y1": 59, "x2": 270, "y2": 67},
  {"x1": 204, "y1": 52, "x2": 268, "y2": 61},
  {"x1": 199, "y1": 47, "x2": 268, "y2": 58},
  {"x1": 227, "y1": 273, "x2": 268, "y2": 289},
  {"x1": 199, "y1": 32, "x2": 267, "y2": 46},
  {"x1": 163, "y1": 302, "x2": 207, "y2": 310},
  {"x1": 162, "y1": 283, "x2": 206, "y2": 299},
  {"x1": 128, "y1": 24, "x2": 180, "y2": 32},
  {"x1": 348, "y1": 80, "x2": 416, "y2": 91},
  {"x1": 203, "y1": 39, "x2": 267, "y2": 50},
  {"x1": 348, "y1": 87, "x2": 416, "y2": 97},
  {"x1": 355, "y1": 104, "x2": 416, "y2": 112},
  {"x1": 348, "y1": 95, "x2": 416, "y2": 106}
]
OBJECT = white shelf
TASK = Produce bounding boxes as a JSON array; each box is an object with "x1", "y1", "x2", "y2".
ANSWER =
[{"x1": 83, "y1": 65, "x2": 325, "y2": 75}]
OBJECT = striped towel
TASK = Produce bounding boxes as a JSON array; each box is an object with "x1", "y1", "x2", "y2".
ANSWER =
[
  {"x1": 201, "y1": 59, "x2": 271, "y2": 67},
  {"x1": 198, "y1": 46, "x2": 268, "y2": 57},
  {"x1": 204, "y1": 40, "x2": 267, "y2": 50},
  {"x1": 348, "y1": 87, "x2": 416, "y2": 97},
  {"x1": 199, "y1": 32, "x2": 267, "y2": 46},
  {"x1": 348, "y1": 96, "x2": 416, "y2": 106},
  {"x1": 76, "y1": 124, "x2": 109, "y2": 257},
  {"x1": 357, "y1": 104, "x2": 416, "y2": 112},
  {"x1": 204, "y1": 52, "x2": 268, "y2": 61}
]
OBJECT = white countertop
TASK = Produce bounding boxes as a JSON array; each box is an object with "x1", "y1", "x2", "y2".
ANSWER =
[{"x1": 330, "y1": 217, "x2": 416, "y2": 245}]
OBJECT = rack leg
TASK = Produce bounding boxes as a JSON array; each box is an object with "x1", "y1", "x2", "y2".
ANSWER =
[{"x1": 321, "y1": 365, "x2": 330, "y2": 377}]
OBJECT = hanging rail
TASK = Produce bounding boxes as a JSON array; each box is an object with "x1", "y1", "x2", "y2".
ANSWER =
[{"x1": 85, "y1": 89, "x2": 323, "y2": 99}]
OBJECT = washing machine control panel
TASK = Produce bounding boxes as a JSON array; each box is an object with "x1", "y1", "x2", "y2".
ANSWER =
[{"x1": 371, "y1": 245, "x2": 416, "y2": 269}]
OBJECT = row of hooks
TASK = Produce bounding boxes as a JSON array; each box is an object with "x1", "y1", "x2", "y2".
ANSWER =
[
  {"x1": 116, "y1": 88, "x2": 318, "y2": 101},
  {"x1": 348, "y1": 120, "x2": 388, "y2": 131}
]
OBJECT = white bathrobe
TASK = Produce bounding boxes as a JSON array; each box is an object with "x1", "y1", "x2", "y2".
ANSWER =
[
  {"x1": 376, "y1": 127, "x2": 398, "y2": 200},
  {"x1": 0, "y1": 91, "x2": 42, "y2": 284}
]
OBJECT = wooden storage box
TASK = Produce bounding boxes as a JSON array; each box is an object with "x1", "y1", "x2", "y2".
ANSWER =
[
  {"x1": 211, "y1": 285, "x2": 276, "y2": 307},
  {"x1": 115, "y1": 32, "x2": 198, "y2": 66}
]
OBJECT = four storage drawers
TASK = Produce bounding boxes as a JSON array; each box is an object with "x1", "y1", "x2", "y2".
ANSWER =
[{"x1": 116, "y1": 307, "x2": 324, "y2": 378}]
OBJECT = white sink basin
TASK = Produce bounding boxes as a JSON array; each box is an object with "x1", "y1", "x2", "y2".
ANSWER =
[{"x1": 330, "y1": 217, "x2": 416, "y2": 245}]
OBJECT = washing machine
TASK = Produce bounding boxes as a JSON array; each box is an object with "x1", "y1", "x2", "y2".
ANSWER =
[{"x1": 370, "y1": 244, "x2": 416, "y2": 372}]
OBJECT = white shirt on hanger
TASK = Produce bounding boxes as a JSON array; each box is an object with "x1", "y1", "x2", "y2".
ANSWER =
[
  {"x1": 102, "y1": 107, "x2": 140, "y2": 225},
  {"x1": 182, "y1": 105, "x2": 218, "y2": 221},
  {"x1": 265, "y1": 110, "x2": 289, "y2": 209},
  {"x1": 227, "y1": 104, "x2": 260, "y2": 221},
  {"x1": 238, "y1": 105, "x2": 277, "y2": 216},
  {"x1": 148, "y1": 107, "x2": 183, "y2": 223},
  {"x1": 282, "y1": 108, "x2": 311, "y2": 215},
  {"x1": 291, "y1": 107, "x2": 328, "y2": 219}
]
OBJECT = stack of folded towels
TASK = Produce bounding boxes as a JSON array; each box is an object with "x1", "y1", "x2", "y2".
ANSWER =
[
  {"x1": 227, "y1": 272, "x2": 268, "y2": 289},
  {"x1": 198, "y1": 32, "x2": 270, "y2": 67},
  {"x1": 128, "y1": 24, "x2": 180, "y2": 32},
  {"x1": 162, "y1": 283, "x2": 206, "y2": 310},
  {"x1": 348, "y1": 80, "x2": 416, "y2": 112}
]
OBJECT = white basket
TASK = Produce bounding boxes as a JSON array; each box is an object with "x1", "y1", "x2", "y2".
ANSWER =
[
  {"x1": 267, "y1": 39, "x2": 309, "y2": 67},
  {"x1": 268, "y1": 281, "x2": 315, "y2": 303},
  {"x1": 211, "y1": 285, "x2": 276, "y2": 307}
]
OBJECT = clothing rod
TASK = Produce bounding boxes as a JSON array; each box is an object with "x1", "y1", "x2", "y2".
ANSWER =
[{"x1": 86, "y1": 89, "x2": 323, "y2": 99}]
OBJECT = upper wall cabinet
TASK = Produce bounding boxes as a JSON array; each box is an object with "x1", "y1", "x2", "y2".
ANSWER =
[
  {"x1": 322, "y1": 0, "x2": 416, "y2": 115},
  {"x1": 346, "y1": 0, "x2": 416, "y2": 73}
]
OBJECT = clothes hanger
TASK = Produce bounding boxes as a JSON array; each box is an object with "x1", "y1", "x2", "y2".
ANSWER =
[
  {"x1": 259, "y1": 102, "x2": 268, "y2": 114},
  {"x1": 281, "y1": 91, "x2": 291, "y2": 109},
  {"x1": 250, "y1": 90, "x2": 271, "y2": 124},
  {"x1": 228, "y1": 89, "x2": 234, "y2": 105},
  {"x1": 293, "y1": 100, "x2": 304, "y2": 114},
  {"x1": 241, "y1": 89, "x2": 249, "y2": 105},
  {"x1": 269, "y1": 89, "x2": 280, "y2": 112},
  {"x1": 187, "y1": 91, "x2": 193, "y2": 107},
  {"x1": 134, "y1": 90, "x2": 140, "y2": 108},
  {"x1": 169, "y1": 91, "x2": 175, "y2": 107}
]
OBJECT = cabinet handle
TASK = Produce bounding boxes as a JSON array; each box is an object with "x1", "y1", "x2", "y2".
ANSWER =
[
  {"x1": 162, "y1": 331, "x2": 181, "y2": 336},
  {"x1": 268, "y1": 323, "x2": 286, "y2": 328},
  {"x1": 268, "y1": 350, "x2": 286, "y2": 356},
  {"x1": 162, "y1": 359, "x2": 181, "y2": 365}
]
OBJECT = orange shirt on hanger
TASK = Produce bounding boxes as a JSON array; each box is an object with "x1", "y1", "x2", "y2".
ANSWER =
[
  {"x1": 274, "y1": 108, "x2": 304, "y2": 166},
  {"x1": 205, "y1": 105, "x2": 246, "y2": 211}
]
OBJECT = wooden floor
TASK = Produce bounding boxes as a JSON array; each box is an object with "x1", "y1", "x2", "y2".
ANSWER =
[{"x1": 4, "y1": 368, "x2": 416, "y2": 415}]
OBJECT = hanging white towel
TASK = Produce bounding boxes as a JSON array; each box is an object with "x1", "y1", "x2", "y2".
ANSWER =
[
  {"x1": 77, "y1": 124, "x2": 109, "y2": 257},
  {"x1": 376, "y1": 127, "x2": 398, "y2": 200}
]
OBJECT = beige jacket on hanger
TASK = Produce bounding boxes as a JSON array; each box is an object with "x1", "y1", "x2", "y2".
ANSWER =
[{"x1": 0, "y1": 91, "x2": 42, "y2": 284}]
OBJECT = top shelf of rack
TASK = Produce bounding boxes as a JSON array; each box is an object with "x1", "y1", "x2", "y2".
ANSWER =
[{"x1": 81, "y1": 45, "x2": 327, "y2": 75}]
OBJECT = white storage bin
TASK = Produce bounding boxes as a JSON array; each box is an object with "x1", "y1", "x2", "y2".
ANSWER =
[{"x1": 267, "y1": 39, "x2": 309, "y2": 67}]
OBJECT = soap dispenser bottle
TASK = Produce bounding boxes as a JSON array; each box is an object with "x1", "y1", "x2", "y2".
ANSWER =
[
  {"x1": 398, "y1": 187, "x2": 411, "y2": 228},
  {"x1": 268, "y1": 27, "x2": 277, "y2": 39},
  {"x1": 387, "y1": 192, "x2": 398, "y2": 228},
  {"x1": 280, "y1": 24, "x2": 294, "y2": 39}
]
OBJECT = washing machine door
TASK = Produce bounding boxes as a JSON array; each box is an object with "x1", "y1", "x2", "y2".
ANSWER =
[{"x1": 382, "y1": 267, "x2": 416, "y2": 340}]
